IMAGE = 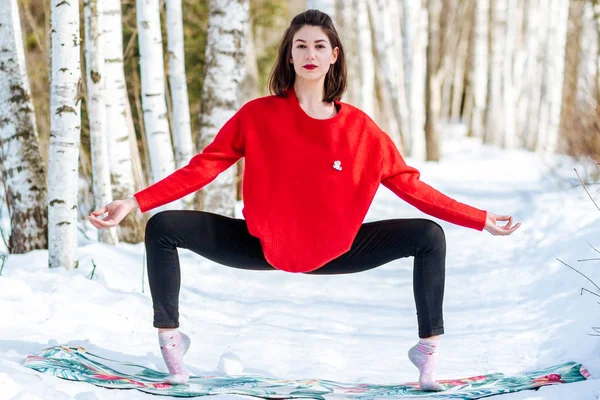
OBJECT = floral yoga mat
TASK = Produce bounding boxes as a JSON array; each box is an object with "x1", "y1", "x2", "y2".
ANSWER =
[{"x1": 23, "y1": 345, "x2": 590, "y2": 399}]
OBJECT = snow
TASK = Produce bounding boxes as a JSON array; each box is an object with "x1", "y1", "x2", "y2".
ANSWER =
[{"x1": 1, "y1": 129, "x2": 600, "y2": 399}]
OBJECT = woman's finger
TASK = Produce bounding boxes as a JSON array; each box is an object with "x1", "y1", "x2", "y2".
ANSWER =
[{"x1": 90, "y1": 207, "x2": 107, "y2": 217}]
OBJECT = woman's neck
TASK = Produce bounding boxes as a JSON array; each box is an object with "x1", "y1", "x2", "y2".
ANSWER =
[{"x1": 293, "y1": 80, "x2": 327, "y2": 107}]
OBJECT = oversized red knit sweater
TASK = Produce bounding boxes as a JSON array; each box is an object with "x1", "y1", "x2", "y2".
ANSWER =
[{"x1": 134, "y1": 88, "x2": 487, "y2": 273}]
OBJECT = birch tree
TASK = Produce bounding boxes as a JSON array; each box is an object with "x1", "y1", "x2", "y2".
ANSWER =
[
  {"x1": 403, "y1": 0, "x2": 427, "y2": 160},
  {"x1": 166, "y1": 0, "x2": 195, "y2": 210},
  {"x1": 84, "y1": 0, "x2": 118, "y2": 245},
  {"x1": 367, "y1": 0, "x2": 408, "y2": 151},
  {"x1": 468, "y1": 0, "x2": 489, "y2": 137},
  {"x1": 425, "y1": 0, "x2": 441, "y2": 161},
  {"x1": 49, "y1": 0, "x2": 81, "y2": 268},
  {"x1": 198, "y1": 0, "x2": 249, "y2": 216},
  {"x1": 355, "y1": 0, "x2": 375, "y2": 118},
  {"x1": 484, "y1": 0, "x2": 506, "y2": 146},
  {"x1": 0, "y1": 0, "x2": 48, "y2": 253},
  {"x1": 137, "y1": 0, "x2": 179, "y2": 209},
  {"x1": 103, "y1": 0, "x2": 144, "y2": 242},
  {"x1": 335, "y1": 0, "x2": 360, "y2": 106},
  {"x1": 559, "y1": 0, "x2": 584, "y2": 147},
  {"x1": 537, "y1": 0, "x2": 568, "y2": 155}
]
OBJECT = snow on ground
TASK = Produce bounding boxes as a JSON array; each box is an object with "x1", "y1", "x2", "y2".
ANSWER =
[{"x1": 1, "y1": 129, "x2": 600, "y2": 399}]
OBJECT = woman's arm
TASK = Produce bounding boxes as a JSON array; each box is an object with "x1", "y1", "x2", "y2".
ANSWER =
[
  {"x1": 378, "y1": 130, "x2": 488, "y2": 231},
  {"x1": 133, "y1": 108, "x2": 246, "y2": 213}
]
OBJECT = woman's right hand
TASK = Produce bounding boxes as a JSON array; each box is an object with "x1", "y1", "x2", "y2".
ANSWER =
[{"x1": 88, "y1": 197, "x2": 139, "y2": 229}]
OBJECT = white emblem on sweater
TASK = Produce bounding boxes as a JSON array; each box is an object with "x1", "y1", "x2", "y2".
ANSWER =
[{"x1": 333, "y1": 160, "x2": 342, "y2": 171}]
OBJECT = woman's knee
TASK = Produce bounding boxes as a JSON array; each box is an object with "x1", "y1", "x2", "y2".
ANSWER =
[
  {"x1": 145, "y1": 211, "x2": 177, "y2": 241},
  {"x1": 418, "y1": 219, "x2": 446, "y2": 251}
]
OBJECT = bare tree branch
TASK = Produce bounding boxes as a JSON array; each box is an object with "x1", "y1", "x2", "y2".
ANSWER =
[
  {"x1": 574, "y1": 168, "x2": 600, "y2": 212},
  {"x1": 557, "y1": 258, "x2": 600, "y2": 292}
]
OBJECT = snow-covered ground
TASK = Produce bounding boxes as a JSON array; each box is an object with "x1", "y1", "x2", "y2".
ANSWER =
[{"x1": 1, "y1": 130, "x2": 600, "y2": 399}]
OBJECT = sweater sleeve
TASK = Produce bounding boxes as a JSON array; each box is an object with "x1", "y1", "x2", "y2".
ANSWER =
[
  {"x1": 378, "y1": 130, "x2": 487, "y2": 231},
  {"x1": 133, "y1": 108, "x2": 245, "y2": 213}
]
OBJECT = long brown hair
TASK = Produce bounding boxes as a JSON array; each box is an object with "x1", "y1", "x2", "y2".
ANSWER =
[{"x1": 268, "y1": 9, "x2": 347, "y2": 103}]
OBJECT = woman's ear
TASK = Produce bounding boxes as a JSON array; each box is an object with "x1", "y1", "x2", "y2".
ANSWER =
[{"x1": 331, "y1": 46, "x2": 339, "y2": 64}]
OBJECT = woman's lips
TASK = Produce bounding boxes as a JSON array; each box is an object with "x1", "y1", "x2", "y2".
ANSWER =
[{"x1": 303, "y1": 65, "x2": 317, "y2": 70}]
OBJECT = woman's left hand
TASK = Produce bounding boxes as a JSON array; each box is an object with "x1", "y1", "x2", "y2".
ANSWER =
[{"x1": 484, "y1": 212, "x2": 521, "y2": 236}]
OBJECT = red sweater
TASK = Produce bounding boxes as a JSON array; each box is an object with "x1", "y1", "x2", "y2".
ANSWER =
[{"x1": 134, "y1": 88, "x2": 487, "y2": 273}]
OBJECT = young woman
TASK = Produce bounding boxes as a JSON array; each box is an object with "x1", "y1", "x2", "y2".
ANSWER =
[{"x1": 89, "y1": 9, "x2": 520, "y2": 391}]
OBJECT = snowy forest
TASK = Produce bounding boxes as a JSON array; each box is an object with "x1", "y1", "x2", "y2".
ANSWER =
[{"x1": 0, "y1": 0, "x2": 599, "y2": 268}]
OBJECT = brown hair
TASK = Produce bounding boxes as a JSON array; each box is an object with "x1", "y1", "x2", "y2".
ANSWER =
[{"x1": 268, "y1": 9, "x2": 347, "y2": 103}]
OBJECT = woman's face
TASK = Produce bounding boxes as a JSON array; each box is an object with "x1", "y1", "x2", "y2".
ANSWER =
[{"x1": 290, "y1": 25, "x2": 339, "y2": 84}]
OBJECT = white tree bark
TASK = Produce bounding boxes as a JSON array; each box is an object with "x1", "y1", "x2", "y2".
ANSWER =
[
  {"x1": 0, "y1": 0, "x2": 48, "y2": 253},
  {"x1": 49, "y1": 0, "x2": 82, "y2": 269},
  {"x1": 469, "y1": 0, "x2": 489, "y2": 138},
  {"x1": 103, "y1": 0, "x2": 144, "y2": 242},
  {"x1": 502, "y1": 0, "x2": 517, "y2": 148},
  {"x1": 198, "y1": 0, "x2": 248, "y2": 216},
  {"x1": 367, "y1": 0, "x2": 407, "y2": 150},
  {"x1": 537, "y1": 0, "x2": 568, "y2": 155},
  {"x1": 484, "y1": 0, "x2": 506, "y2": 146},
  {"x1": 578, "y1": 2, "x2": 596, "y2": 101},
  {"x1": 403, "y1": 0, "x2": 427, "y2": 160},
  {"x1": 336, "y1": 0, "x2": 360, "y2": 106},
  {"x1": 84, "y1": 0, "x2": 118, "y2": 245},
  {"x1": 166, "y1": 0, "x2": 195, "y2": 210},
  {"x1": 524, "y1": 0, "x2": 547, "y2": 150},
  {"x1": 355, "y1": 0, "x2": 375, "y2": 118},
  {"x1": 137, "y1": 0, "x2": 179, "y2": 209}
]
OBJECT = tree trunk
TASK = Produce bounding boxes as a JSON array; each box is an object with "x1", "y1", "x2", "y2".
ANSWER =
[
  {"x1": 537, "y1": 0, "x2": 568, "y2": 155},
  {"x1": 198, "y1": 0, "x2": 249, "y2": 216},
  {"x1": 0, "y1": 0, "x2": 48, "y2": 254},
  {"x1": 484, "y1": 0, "x2": 505, "y2": 146},
  {"x1": 403, "y1": 0, "x2": 427, "y2": 160},
  {"x1": 137, "y1": 0, "x2": 179, "y2": 210},
  {"x1": 84, "y1": 0, "x2": 118, "y2": 245},
  {"x1": 559, "y1": 0, "x2": 584, "y2": 150},
  {"x1": 425, "y1": 0, "x2": 440, "y2": 161},
  {"x1": 335, "y1": 0, "x2": 360, "y2": 106},
  {"x1": 49, "y1": 0, "x2": 82, "y2": 268},
  {"x1": 367, "y1": 0, "x2": 407, "y2": 151},
  {"x1": 355, "y1": 0, "x2": 375, "y2": 118},
  {"x1": 469, "y1": 0, "x2": 489, "y2": 137},
  {"x1": 166, "y1": 0, "x2": 195, "y2": 210},
  {"x1": 103, "y1": 0, "x2": 144, "y2": 242},
  {"x1": 502, "y1": 0, "x2": 517, "y2": 148}
]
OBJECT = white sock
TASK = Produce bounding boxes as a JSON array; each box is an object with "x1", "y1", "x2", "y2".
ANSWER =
[
  {"x1": 158, "y1": 329, "x2": 191, "y2": 384},
  {"x1": 408, "y1": 337, "x2": 445, "y2": 392}
]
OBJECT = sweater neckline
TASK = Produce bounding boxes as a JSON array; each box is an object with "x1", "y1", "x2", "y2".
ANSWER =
[{"x1": 288, "y1": 87, "x2": 344, "y2": 123}]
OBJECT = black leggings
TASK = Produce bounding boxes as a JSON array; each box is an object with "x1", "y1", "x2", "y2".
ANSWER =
[{"x1": 145, "y1": 211, "x2": 446, "y2": 338}]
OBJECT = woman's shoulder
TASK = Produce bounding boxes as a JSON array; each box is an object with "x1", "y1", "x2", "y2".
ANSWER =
[{"x1": 240, "y1": 92, "x2": 290, "y2": 113}]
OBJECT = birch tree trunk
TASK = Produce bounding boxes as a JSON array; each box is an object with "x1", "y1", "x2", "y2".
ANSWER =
[
  {"x1": 524, "y1": 0, "x2": 547, "y2": 150},
  {"x1": 198, "y1": 0, "x2": 248, "y2": 216},
  {"x1": 502, "y1": 0, "x2": 517, "y2": 148},
  {"x1": 593, "y1": 0, "x2": 600, "y2": 103},
  {"x1": 403, "y1": 0, "x2": 428, "y2": 160},
  {"x1": 49, "y1": 0, "x2": 82, "y2": 268},
  {"x1": 367, "y1": 0, "x2": 406, "y2": 150},
  {"x1": 0, "y1": 0, "x2": 48, "y2": 253},
  {"x1": 166, "y1": 0, "x2": 195, "y2": 210},
  {"x1": 137, "y1": 0, "x2": 180, "y2": 209},
  {"x1": 355, "y1": 0, "x2": 375, "y2": 118},
  {"x1": 335, "y1": 0, "x2": 360, "y2": 106},
  {"x1": 450, "y1": 1, "x2": 473, "y2": 121},
  {"x1": 579, "y1": 2, "x2": 597, "y2": 99},
  {"x1": 559, "y1": 0, "x2": 584, "y2": 150},
  {"x1": 484, "y1": 0, "x2": 506, "y2": 146},
  {"x1": 469, "y1": 0, "x2": 489, "y2": 137},
  {"x1": 84, "y1": 0, "x2": 118, "y2": 245},
  {"x1": 104, "y1": 0, "x2": 144, "y2": 242},
  {"x1": 425, "y1": 0, "x2": 441, "y2": 161},
  {"x1": 537, "y1": 0, "x2": 568, "y2": 155}
]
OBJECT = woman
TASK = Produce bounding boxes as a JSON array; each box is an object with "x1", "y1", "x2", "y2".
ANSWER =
[{"x1": 89, "y1": 10, "x2": 520, "y2": 391}]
